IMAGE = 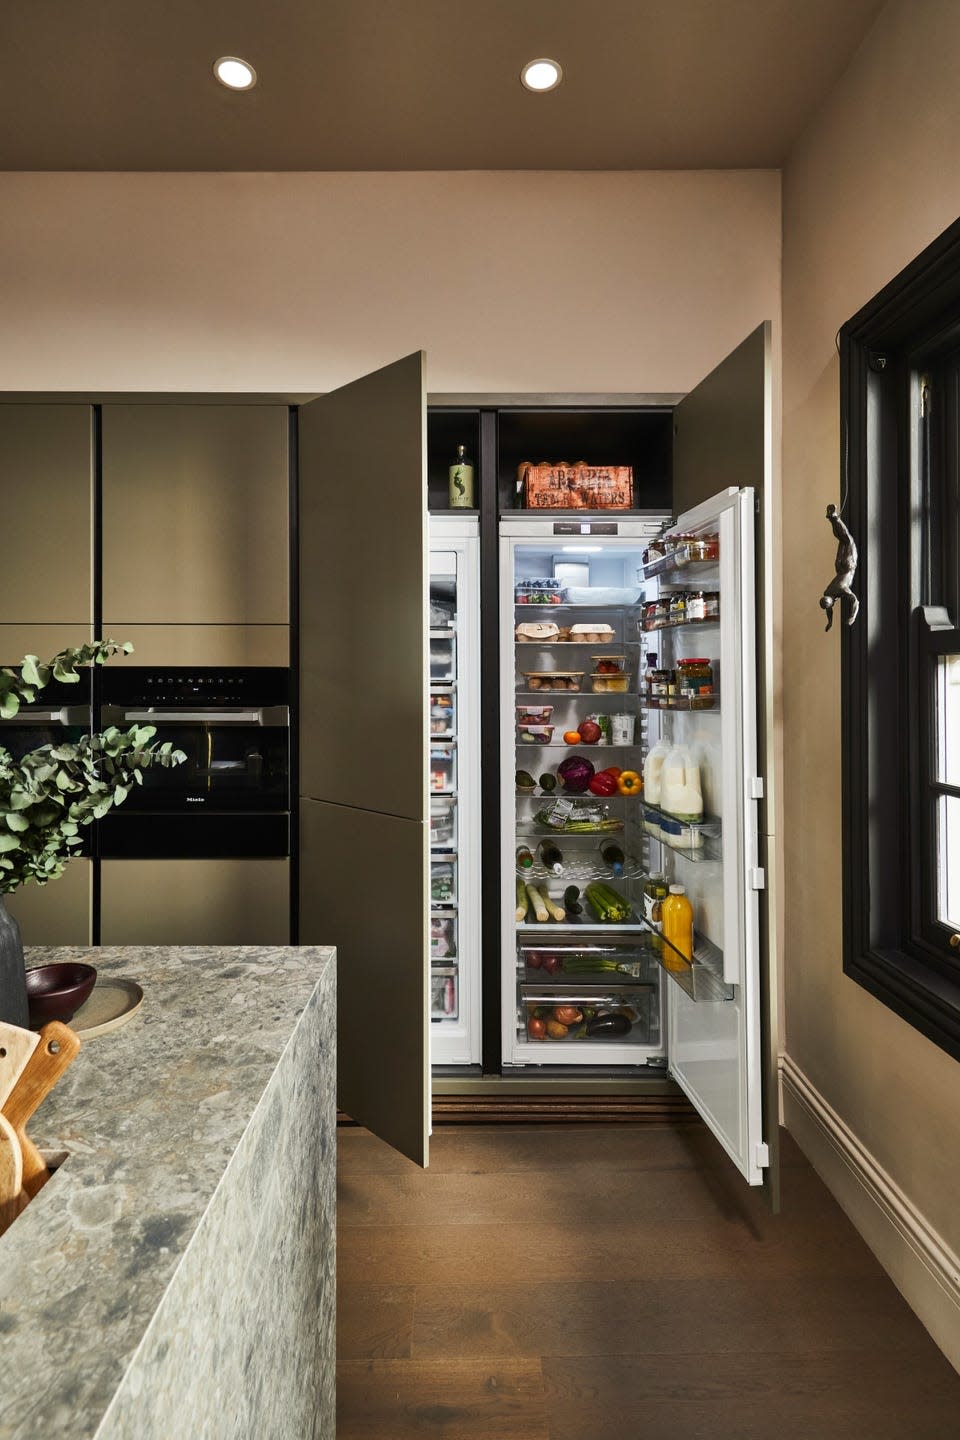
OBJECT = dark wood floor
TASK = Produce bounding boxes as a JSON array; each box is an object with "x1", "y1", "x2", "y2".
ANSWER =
[{"x1": 337, "y1": 1123, "x2": 960, "y2": 1439}]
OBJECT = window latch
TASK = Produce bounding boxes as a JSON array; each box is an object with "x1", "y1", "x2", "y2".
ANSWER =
[{"x1": 920, "y1": 605, "x2": 954, "y2": 632}]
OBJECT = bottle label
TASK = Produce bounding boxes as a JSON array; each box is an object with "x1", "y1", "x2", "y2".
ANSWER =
[{"x1": 449, "y1": 463, "x2": 474, "y2": 508}]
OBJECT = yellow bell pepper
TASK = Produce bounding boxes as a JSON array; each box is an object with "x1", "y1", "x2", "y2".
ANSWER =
[{"x1": 616, "y1": 769, "x2": 642, "y2": 796}]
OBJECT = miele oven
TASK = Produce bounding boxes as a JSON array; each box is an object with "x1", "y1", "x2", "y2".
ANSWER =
[{"x1": 97, "y1": 667, "x2": 290, "y2": 858}]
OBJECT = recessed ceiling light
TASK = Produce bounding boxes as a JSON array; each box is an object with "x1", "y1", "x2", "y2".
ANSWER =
[
  {"x1": 520, "y1": 58, "x2": 562, "y2": 92},
  {"x1": 214, "y1": 56, "x2": 257, "y2": 90}
]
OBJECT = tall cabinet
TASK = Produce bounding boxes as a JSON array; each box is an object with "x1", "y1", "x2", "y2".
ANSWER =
[{"x1": 1, "y1": 397, "x2": 292, "y2": 947}]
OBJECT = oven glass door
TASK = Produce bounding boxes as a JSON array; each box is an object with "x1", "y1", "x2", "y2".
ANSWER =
[{"x1": 116, "y1": 717, "x2": 289, "y2": 812}]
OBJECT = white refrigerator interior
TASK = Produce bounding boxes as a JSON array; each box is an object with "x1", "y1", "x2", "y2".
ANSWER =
[
  {"x1": 429, "y1": 516, "x2": 482, "y2": 1066},
  {"x1": 500, "y1": 490, "x2": 767, "y2": 1184}
]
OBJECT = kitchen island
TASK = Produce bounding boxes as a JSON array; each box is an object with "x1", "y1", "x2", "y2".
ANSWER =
[{"x1": 0, "y1": 944, "x2": 336, "y2": 1440}]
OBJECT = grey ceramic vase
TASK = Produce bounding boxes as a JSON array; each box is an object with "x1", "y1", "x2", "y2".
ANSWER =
[{"x1": 0, "y1": 894, "x2": 28, "y2": 1028}]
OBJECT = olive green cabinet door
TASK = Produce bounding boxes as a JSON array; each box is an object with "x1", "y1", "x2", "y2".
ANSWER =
[
  {"x1": 100, "y1": 859, "x2": 290, "y2": 945},
  {"x1": 298, "y1": 352, "x2": 429, "y2": 1168},
  {"x1": 0, "y1": 404, "x2": 93, "y2": 624},
  {"x1": 101, "y1": 404, "x2": 289, "y2": 625},
  {"x1": 5, "y1": 858, "x2": 92, "y2": 946}
]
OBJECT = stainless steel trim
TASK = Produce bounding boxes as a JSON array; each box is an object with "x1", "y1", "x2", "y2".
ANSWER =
[
  {"x1": 8, "y1": 707, "x2": 89, "y2": 725},
  {"x1": 108, "y1": 706, "x2": 289, "y2": 726}
]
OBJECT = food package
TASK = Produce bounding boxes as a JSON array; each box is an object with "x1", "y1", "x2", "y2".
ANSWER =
[
  {"x1": 515, "y1": 621, "x2": 560, "y2": 642},
  {"x1": 518, "y1": 460, "x2": 633, "y2": 510}
]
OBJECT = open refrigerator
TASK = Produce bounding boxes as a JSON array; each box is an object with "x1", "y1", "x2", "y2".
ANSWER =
[
  {"x1": 500, "y1": 488, "x2": 768, "y2": 1185},
  {"x1": 428, "y1": 516, "x2": 482, "y2": 1065}
]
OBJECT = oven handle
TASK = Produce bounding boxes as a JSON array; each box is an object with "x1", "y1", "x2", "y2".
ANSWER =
[
  {"x1": 102, "y1": 706, "x2": 289, "y2": 727},
  {"x1": 5, "y1": 708, "x2": 90, "y2": 725}
]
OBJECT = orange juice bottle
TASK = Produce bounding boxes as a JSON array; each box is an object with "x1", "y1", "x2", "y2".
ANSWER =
[{"x1": 660, "y1": 884, "x2": 694, "y2": 970}]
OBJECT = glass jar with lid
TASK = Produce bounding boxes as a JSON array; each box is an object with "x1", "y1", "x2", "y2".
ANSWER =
[{"x1": 677, "y1": 657, "x2": 715, "y2": 710}]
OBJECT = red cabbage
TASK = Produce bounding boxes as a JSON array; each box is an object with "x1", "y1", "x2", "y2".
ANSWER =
[{"x1": 556, "y1": 755, "x2": 595, "y2": 793}]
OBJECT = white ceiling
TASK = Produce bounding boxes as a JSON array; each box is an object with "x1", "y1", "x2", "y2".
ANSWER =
[{"x1": 0, "y1": 0, "x2": 884, "y2": 170}]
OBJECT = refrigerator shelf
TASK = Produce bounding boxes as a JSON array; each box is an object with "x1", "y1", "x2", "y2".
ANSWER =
[
  {"x1": 429, "y1": 627, "x2": 457, "y2": 639},
  {"x1": 516, "y1": 854, "x2": 647, "y2": 883},
  {"x1": 514, "y1": 690, "x2": 641, "y2": 700},
  {"x1": 514, "y1": 640, "x2": 641, "y2": 648},
  {"x1": 517, "y1": 915, "x2": 643, "y2": 933},
  {"x1": 641, "y1": 551, "x2": 719, "y2": 582},
  {"x1": 514, "y1": 602, "x2": 642, "y2": 612},
  {"x1": 637, "y1": 698, "x2": 720, "y2": 714},
  {"x1": 640, "y1": 615, "x2": 720, "y2": 634},
  {"x1": 655, "y1": 934, "x2": 733, "y2": 1003}
]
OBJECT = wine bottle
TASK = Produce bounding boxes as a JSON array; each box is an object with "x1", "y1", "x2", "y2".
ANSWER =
[
  {"x1": 448, "y1": 444, "x2": 475, "y2": 508},
  {"x1": 516, "y1": 845, "x2": 535, "y2": 870},
  {"x1": 537, "y1": 840, "x2": 564, "y2": 875},
  {"x1": 600, "y1": 840, "x2": 625, "y2": 876}
]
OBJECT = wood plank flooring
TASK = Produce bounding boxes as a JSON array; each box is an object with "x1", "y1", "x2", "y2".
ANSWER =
[{"x1": 337, "y1": 1123, "x2": 960, "y2": 1438}]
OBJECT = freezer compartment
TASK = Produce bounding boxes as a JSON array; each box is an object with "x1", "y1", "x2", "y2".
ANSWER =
[
  {"x1": 431, "y1": 964, "x2": 459, "y2": 1020},
  {"x1": 430, "y1": 795, "x2": 457, "y2": 848},
  {"x1": 430, "y1": 742, "x2": 456, "y2": 794},
  {"x1": 520, "y1": 985, "x2": 657, "y2": 1045},
  {"x1": 430, "y1": 634, "x2": 456, "y2": 681},
  {"x1": 431, "y1": 858, "x2": 457, "y2": 906},
  {"x1": 430, "y1": 908, "x2": 457, "y2": 960},
  {"x1": 430, "y1": 687, "x2": 456, "y2": 736}
]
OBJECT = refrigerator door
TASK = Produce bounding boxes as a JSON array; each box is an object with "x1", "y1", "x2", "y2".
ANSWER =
[
  {"x1": 298, "y1": 352, "x2": 430, "y2": 1168},
  {"x1": 664, "y1": 324, "x2": 775, "y2": 1192}
]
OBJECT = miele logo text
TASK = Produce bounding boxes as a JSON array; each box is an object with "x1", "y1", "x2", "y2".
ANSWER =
[{"x1": 186, "y1": 797, "x2": 205, "y2": 804}]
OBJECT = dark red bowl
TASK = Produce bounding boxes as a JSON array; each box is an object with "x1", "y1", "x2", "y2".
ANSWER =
[{"x1": 26, "y1": 962, "x2": 97, "y2": 1029}]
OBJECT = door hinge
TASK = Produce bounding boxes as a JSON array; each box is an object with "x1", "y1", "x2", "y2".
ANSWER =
[
  {"x1": 749, "y1": 776, "x2": 764, "y2": 800},
  {"x1": 749, "y1": 868, "x2": 766, "y2": 890},
  {"x1": 756, "y1": 1142, "x2": 770, "y2": 1169}
]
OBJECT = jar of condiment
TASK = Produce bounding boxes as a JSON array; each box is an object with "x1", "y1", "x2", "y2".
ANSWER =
[
  {"x1": 647, "y1": 668, "x2": 673, "y2": 708},
  {"x1": 686, "y1": 590, "x2": 720, "y2": 622},
  {"x1": 642, "y1": 600, "x2": 660, "y2": 632},
  {"x1": 650, "y1": 596, "x2": 670, "y2": 629},
  {"x1": 677, "y1": 657, "x2": 715, "y2": 709},
  {"x1": 668, "y1": 592, "x2": 687, "y2": 624}
]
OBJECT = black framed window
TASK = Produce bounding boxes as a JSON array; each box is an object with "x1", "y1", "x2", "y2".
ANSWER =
[{"x1": 840, "y1": 218, "x2": 960, "y2": 1061}]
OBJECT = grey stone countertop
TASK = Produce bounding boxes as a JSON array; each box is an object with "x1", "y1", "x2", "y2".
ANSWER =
[{"x1": 0, "y1": 943, "x2": 335, "y2": 1439}]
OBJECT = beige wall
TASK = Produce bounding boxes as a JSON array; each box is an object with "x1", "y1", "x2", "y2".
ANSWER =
[
  {"x1": 782, "y1": 0, "x2": 960, "y2": 1256},
  {"x1": 0, "y1": 170, "x2": 778, "y2": 395}
]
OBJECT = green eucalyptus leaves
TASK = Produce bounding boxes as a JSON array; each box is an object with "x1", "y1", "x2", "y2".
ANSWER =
[{"x1": 0, "y1": 641, "x2": 186, "y2": 892}]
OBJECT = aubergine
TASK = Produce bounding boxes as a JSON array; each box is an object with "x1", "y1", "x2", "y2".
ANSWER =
[{"x1": 585, "y1": 1011, "x2": 632, "y2": 1038}]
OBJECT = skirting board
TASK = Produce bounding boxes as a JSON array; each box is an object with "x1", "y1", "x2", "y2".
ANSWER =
[{"x1": 781, "y1": 1053, "x2": 960, "y2": 1373}]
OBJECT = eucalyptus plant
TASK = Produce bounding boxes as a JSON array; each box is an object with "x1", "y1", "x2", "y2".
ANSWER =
[{"x1": 0, "y1": 641, "x2": 186, "y2": 894}]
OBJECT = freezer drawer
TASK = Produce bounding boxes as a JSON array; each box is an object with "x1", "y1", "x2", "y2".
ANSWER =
[
  {"x1": 431, "y1": 965, "x2": 459, "y2": 1021},
  {"x1": 430, "y1": 858, "x2": 457, "y2": 906},
  {"x1": 429, "y1": 688, "x2": 456, "y2": 737},
  {"x1": 430, "y1": 742, "x2": 456, "y2": 794},
  {"x1": 430, "y1": 795, "x2": 457, "y2": 849}
]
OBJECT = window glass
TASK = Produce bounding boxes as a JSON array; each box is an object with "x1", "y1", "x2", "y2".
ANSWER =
[
  {"x1": 936, "y1": 654, "x2": 960, "y2": 787},
  {"x1": 937, "y1": 794, "x2": 960, "y2": 930}
]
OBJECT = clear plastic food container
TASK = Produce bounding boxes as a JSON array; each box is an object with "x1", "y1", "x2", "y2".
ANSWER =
[
  {"x1": 590, "y1": 672, "x2": 630, "y2": 693},
  {"x1": 516, "y1": 705, "x2": 554, "y2": 725},
  {"x1": 520, "y1": 671, "x2": 584, "y2": 692},
  {"x1": 516, "y1": 578, "x2": 566, "y2": 605},
  {"x1": 517, "y1": 724, "x2": 555, "y2": 744}
]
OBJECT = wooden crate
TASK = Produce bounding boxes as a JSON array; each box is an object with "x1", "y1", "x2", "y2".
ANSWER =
[{"x1": 518, "y1": 460, "x2": 634, "y2": 510}]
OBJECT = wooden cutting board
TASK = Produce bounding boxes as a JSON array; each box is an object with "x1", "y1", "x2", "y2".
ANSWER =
[
  {"x1": 0, "y1": 1021, "x2": 40, "y2": 1109},
  {"x1": 1, "y1": 1021, "x2": 81, "y2": 1200},
  {"x1": 0, "y1": 1112, "x2": 23, "y2": 1234}
]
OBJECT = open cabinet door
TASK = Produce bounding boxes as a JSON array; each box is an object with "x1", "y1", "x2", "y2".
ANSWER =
[
  {"x1": 298, "y1": 352, "x2": 429, "y2": 1167},
  {"x1": 669, "y1": 323, "x2": 778, "y2": 1198}
]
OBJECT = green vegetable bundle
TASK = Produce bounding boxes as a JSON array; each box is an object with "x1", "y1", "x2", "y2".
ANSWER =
[{"x1": 584, "y1": 882, "x2": 632, "y2": 923}]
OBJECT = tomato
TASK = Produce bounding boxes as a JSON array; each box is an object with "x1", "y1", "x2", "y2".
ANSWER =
[
  {"x1": 528, "y1": 1016, "x2": 546, "y2": 1039},
  {"x1": 563, "y1": 730, "x2": 581, "y2": 745}
]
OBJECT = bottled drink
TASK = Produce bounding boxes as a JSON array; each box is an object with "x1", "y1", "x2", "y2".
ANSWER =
[
  {"x1": 537, "y1": 840, "x2": 564, "y2": 875},
  {"x1": 642, "y1": 873, "x2": 669, "y2": 953},
  {"x1": 600, "y1": 840, "x2": 625, "y2": 876},
  {"x1": 661, "y1": 884, "x2": 694, "y2": 970},
  {"x1": 448, "y1": 444, "x2": 475, "y2": 508},
  {"x1": 516, "y1": 845, "x2": 535, "y2": 870}
]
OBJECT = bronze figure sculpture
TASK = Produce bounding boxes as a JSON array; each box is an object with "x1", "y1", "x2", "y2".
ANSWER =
[{"x1": 820, "y1": 503, "x2": 859, "y2": 631}]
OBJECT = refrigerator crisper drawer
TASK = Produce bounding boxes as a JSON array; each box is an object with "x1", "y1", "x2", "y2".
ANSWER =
[
  {"x1": 520, "y1": 986, "x2": 657, "y2": 1045},
  {"x1": 518, "y1": 939, "x2": 660, "y2": 985}
]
